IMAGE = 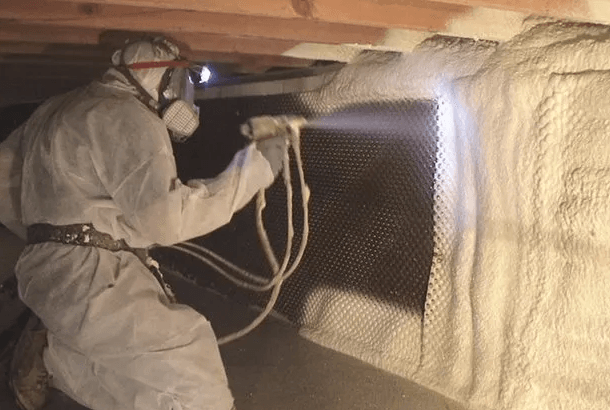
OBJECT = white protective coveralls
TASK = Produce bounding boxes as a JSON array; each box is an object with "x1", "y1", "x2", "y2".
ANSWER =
[{"x1": 0, "y1": 41, "x2": 275, "y2": 410}]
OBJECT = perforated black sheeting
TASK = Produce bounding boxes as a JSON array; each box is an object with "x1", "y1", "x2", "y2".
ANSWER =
[{"x1": 157, "y1": 92, "x2": 438, "y2": 326}]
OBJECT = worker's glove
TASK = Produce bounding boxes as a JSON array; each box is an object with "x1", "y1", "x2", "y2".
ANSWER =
[
  {"x1": 241, "y1": 115, "x2": 306, "y2": 178},
  {"x1": 256, "y1": 135, "x2": 288, "y2": 178}
]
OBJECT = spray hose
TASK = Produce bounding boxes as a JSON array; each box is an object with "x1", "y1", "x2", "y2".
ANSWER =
[{"x1": 170, "y1": 116, "x2": 310, "y2": 345}]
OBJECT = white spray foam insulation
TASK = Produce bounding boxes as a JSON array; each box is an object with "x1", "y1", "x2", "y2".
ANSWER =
[
  {"x1": 297, "y1": 20, "x2": 610, "y2": 410},
  {"x1": 299, "y1": 287, "x2": 423, "y2": 378}
]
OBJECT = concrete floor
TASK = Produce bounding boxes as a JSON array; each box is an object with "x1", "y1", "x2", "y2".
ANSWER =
[{"x1": 0, "y1": 226, "x2": 463, "y2": 410}]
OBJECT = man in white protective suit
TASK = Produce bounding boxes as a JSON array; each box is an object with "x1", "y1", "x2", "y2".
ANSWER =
[{"x1": 0, "y1": 38, "x2": 288, "y2": 410}]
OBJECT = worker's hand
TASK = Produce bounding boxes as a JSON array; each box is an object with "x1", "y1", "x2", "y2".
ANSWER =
[{"x1": 256, "y1": 135, "x2": 288, "y2": 178}]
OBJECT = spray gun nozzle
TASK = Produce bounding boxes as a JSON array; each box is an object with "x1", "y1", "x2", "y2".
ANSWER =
[{"x1": 241, "y1": 115, "x2": 307, "y2": 141}]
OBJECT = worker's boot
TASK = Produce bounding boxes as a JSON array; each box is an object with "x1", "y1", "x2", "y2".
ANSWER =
[{"x1": 9, "y1": 313, "x2": 50, "y2": 410}]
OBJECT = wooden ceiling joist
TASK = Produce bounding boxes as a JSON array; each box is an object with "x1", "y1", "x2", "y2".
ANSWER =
[
  {"x1": 183, "y1": 51, "x2": 313, "y2": 69},
  {"x1": 0, "y1": 62, "x2": 107, "y2": 80},
  {"x1": 0, "y1": 0, "x2": 386, "y2": 45},
  {"x1": 0, "y1": 23, "x2": 102, "y2": 46},
  {"x1": 46, "y1": 0, "x2": 470, "y2": 30},
  {"x1": 416, "y1": 0, "x2": 590, "y2": 19},
  {"x1": 2, "y1": 0, "x2": 609, "y2": 107},
  {"x1": 0, "y1": 41, "x2": 312, "y2": 70},
  {"x1": 0, "y1": 22, "x2": 301, "y2": 57},
  {"x1": 167, "y1": 32, "x2": 299, "y2": 56},
  {"x1": 47, "y1": 0, "x2": 601, "y2": 23},
  {"x1": 0, "y1": 42, "x2": 112, "y2": 59}
]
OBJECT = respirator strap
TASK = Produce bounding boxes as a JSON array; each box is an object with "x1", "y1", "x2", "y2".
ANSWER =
[
  {"x1": 116, "y1": 51, "x2": 159, "y2": 113},
  {"x1": 156, "y1": 66, "x2": 175, "y2": 108}
]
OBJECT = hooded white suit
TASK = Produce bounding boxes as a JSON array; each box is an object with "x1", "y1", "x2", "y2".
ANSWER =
[{"x1": 0, "y1": 41, "x2": 274, "y2": 410}]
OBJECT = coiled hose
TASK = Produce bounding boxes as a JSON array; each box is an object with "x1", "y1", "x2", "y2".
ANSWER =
[{"x1": 170, "y1": 122, "x2": 310, "y2": 345}]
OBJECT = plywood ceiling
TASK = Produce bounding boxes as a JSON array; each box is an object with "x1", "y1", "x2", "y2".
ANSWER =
[{"x1": 1, "y1": 0, "x2": 609, "y2": 106}]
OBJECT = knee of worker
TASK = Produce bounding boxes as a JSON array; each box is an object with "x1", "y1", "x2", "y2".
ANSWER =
[
  {"x1": 135, "y1": 386, "x2": 234, "y2": 410},
  {"x1": 75, "y1": 293, "x2": 222, "y2": 359},
  {"x1": 46, "y1": 331, "x2": 235, "y2": 410},
  {"x1": 44, "y1": 334, "x2": 121, "y2": 409},
  {"x1": 97, "y1": 359, "x2": 235, "y2": 410},
  {"x1": 95, "y1": 313, "x2": 233, "y2": 410},
  {"x1": 44, "y1": 251, "x2": 210, "y2": 354},
  {"x1": 176, "y1": 389, "x2": 235, "y2": 410},
  {"x1": 100, "y1": 344, "x2": 234, "y2": 410},
  {"x1": 44, "y1": 334, "x2": 85, "y2": 391}
]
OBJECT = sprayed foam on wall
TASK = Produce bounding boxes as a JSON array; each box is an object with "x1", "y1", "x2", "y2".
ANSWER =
[
  {"x1": 294, "y1": 32, "x2": 496, "y2": 394},
  {"x1": 296, "y1": 21, "x2": 610, "y2": 410},
  {"x1": 314, "y1": 37, "x2": 496, "y2": 106}
]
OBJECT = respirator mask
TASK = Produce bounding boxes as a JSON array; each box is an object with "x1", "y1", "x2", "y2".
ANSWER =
[
  {"x1": 115, "y1": 38, "x2": 202, "y2": 143},
  {"x1": 158, "y1": 65, "x2": 202, "y2": 142}
]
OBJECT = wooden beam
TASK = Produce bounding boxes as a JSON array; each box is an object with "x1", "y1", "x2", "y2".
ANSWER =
[
  {"x1": 0, "y1": 42, "x2": 112, "y2": 59},
  {"x1": 0, "y1": 41, "x2": 312, "y2": 71},
  {"x1": 423, "y1": 0, "x2": 589, "y2": 18},
  {"x1": 184, "y1": 51, "x2": 314, "y2": 68},
  {"x1": 172, "y1": 32, "x2": 299, "y2": 56},
  {"x1": 46, "y1": 0, "x2": 469, "y2": 30},
  {"x1": 0, "y1": 23, "x2": 101, "y2": 45},
  {"x1": 69, "y1": 0, "x2": 300, "y2": 19},
  {"x1": 0, "y1": 50, "x2": 119, "y2": 70},
  {"x1": 0, "y1": 62, "x2": 106, "y2": 79},
  {"x1": 0, "y1": 22, "x2": 302, "y2": 57},
  {"x1": 0, "y1": 0, "x2": 386, "y2": 45},
  {"x1": 47, "y1": 0, "x2": 320, "y2": 19},
  {"x1": 312, "y1": 0, "x2": 469, "y2": 29},
  {"x1": 0, "y1": 50, "x2": 311, "y2": 69},
  {"x1": 0, "y1": 55, "x2": 110, "y2": 66}
]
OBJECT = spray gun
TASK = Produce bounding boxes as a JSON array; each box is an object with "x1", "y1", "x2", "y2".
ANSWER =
[{"x1": 240, "y1": 115, "x2": 307, "y2": 142}]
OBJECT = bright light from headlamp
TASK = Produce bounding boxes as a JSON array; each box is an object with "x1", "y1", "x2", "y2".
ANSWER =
[{"x1": 200, "y1": 66, "x2": 211, "y2": 83}]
